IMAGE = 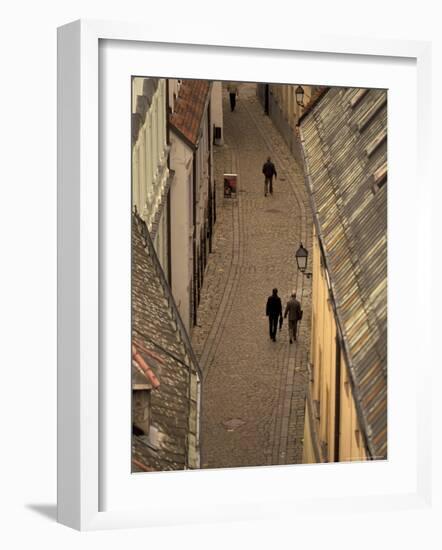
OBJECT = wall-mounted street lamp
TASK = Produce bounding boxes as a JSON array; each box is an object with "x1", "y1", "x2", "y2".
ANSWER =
[
  {"x1": 295, "y1": 242, "x2": 312, "y2": 278},
  {"x1": 295, "y1": 85, "x2": 305, "y2": 107}
]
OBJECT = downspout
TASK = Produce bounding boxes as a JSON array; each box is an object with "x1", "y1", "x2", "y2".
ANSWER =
[
  {"x1": 334, "y1": 336, "x2": 342, "y2": 462},
  {"x1": 207, "y1": 100, "x2": 213, "y2": 253},
  {"x1": 192, "y1": 151, "x2": 197, "y2": 326},
  {"x1": 165, "y1": 79, "x2": 172, "y2": 286},
  {"x1": 190, "y1": 149, "x2": 203, "y2": 466},
  {"x1": 195, "y1": 362, "x2": 202, "y2": 469}
]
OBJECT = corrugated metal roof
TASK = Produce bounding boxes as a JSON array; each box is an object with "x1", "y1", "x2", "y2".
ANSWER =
[
  {"x1": 132, "y1": 214, "x2": 200, "y2": 471},
  {"x1": 300, "y1": 87, "x2": 387, "y2": 460}
]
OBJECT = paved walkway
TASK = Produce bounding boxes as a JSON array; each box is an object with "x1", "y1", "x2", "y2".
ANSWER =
[{"x1": 191, "y1": 83, "x2": 313, "y2": 469}]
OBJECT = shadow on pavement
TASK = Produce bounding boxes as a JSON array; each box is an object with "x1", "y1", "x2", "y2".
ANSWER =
[{"x1": 25, "y1": 503, "x2": 57, "y2": 522}]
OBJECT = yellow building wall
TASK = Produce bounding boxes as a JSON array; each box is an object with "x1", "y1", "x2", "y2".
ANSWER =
[
  {"x1": 339, "y1": 355, "x2": 367, "y2": 462},
  {"x1": 302, "y1": 402, "x2": 317, "y2": 464},
  {"x1": 303, "y1": 227, "x2": 368, "y2": 463},
  {"x1": 270, "y1": 84, "x2": 316, "y2": 127}
]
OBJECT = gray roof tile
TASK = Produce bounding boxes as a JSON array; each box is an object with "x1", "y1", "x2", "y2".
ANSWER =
[
  {"x1": 132, "y1": 215, "x2": 199, "y2": 471},
  {"x1": 300, "y1": 87, "x2": 387, "y2": 460}
]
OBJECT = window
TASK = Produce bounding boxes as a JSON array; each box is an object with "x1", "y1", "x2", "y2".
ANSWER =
[
  {"x1": 132, "y1": 344, "x2": 161, "y2": 450},
  {"x1": 132, "y1": 387, "x2": 151, "y2": 436},
  {"x1": 310, "y1": 312, "x2": 316, "y2": 383},
  {"x1": 365, "y1": 128, "x2": 387, "y2": 158},
  {"x1": 314, "y1": 347, "x2": 323, "y2": 404},
  {"x1": 350, "y1": 88, "x2": 368, "y2": 109},
  {"x1": 147, "y1": 114, "x2": 154, "y2": 196},
  {"x1": 139, "y1": 130, "x2": 146, "y2": 212},
  {"x1": 152, "y1": 96, "x2": 158, "y2": 179},
  {"x1": 357, "y1": 93, "x2": 387, "y2": 133},
  {"x1": 326, "y1": 387, "x2": 331, "y2": 460},
  {"x1": 371, "y1": 160, "x2": 387, "y2": 194}
]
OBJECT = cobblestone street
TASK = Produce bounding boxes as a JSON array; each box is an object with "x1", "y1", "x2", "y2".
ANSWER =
[{"x1": 191, "y1": 83, "x2": 313, "y2": 469}]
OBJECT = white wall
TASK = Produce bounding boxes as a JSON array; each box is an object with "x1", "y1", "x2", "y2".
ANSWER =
[
  {"x1": 169, "y1": 134, "x2": 193, "y2": 330},
  {"x1": 210, "y1": 81, "x2": 224, "y2": 144},
  {"x1": 169, "y1": 84, "x2": 213, "y2": 330},
  {"x1": 2, "y1": 1, "x2": 440, "y2": 549},
  {"x1": 195, "y1": 109, "x2": 209, "y2": 230},
  {"x1": 132, "y1": 78, "x2": 169, "y2": 225},
  {"x1": 132, "y1": 77, "x2": 170, "y2": 276},
  {"x1": 168, "y1": 78, "x2": 182, "y2": 113}
]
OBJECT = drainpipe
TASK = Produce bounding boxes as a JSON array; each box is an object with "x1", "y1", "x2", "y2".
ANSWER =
[
  {"x1": 334, "y1": 336, "x2": 342, "y2": 462},
  {"x1": 207, "y1": 103, "x2": 213, "y2": 253},
  {"x1": 192, "y1": 151, "x2": 197, "y2": 326},
  {"x1": 165, "y1": 79, "x2": 172, "y2": 286}
]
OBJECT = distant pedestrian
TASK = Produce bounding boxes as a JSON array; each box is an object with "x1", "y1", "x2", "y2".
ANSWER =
[
  {"x1": 284, "y1": 292, "x2": 302, "y2": 344},
  {"x1": 227, "y1": 83, "x2": 239, "y2": 112},
  {"x1": 266, "y1": 288, "x2": 283, "y2": 342},
  {"x1": 262, "y1": 156, "x2": 277, "y2": 196}
]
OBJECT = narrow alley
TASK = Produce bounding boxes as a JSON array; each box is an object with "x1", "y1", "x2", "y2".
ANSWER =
[
  {"x1": 191, "y1": 83, "x2": 313, "y2": 469},
  {"x1": 131, "y1": 76, "x2": 388, "y2": 473}
]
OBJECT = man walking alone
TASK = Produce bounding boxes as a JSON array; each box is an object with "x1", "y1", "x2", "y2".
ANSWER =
[
  {"x1": 266, "y1": 288, "x2": 283, "y2": 342},
  {"x1": 284, "y1": 292, "x2": 302, "y2": 344},
  {"x1": 262, "y1": 156, "x2": 277, "y2": 196},
  {"x1": 227, "y1": 83, "x2": 239, "y2": 112}
]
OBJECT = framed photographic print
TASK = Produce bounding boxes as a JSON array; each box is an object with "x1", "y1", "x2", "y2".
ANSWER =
[{"x1": 57, "y1": 19, "x2": 432, "y2": 531}]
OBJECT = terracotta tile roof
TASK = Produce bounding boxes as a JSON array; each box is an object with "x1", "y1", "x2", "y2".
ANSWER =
[
  {"x1": 132, "y1": 359, "x2": 153, "y2": 390},
  {"x1": 169, "y1": 80, "x2": 211, "y2": 147},
  {"x1": 132, "y1": 343, "x2": 161, "y2": 389},
  {"x1": 299, "y1": 87, "x2": 387, "y2": 460}
]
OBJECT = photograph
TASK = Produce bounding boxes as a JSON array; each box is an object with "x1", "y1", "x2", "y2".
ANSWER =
[
  {"x1": 0, "y1": 0, "x2": 437, "y2": 541},
  {"x1": 130, "y1": 78, "x2": 387, "y2": 472}
]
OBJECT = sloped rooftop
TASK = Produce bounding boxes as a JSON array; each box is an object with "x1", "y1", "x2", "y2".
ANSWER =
[
  {"x1": 299, "y1": 87, "x2": 387, "y2": 460},
  {"x1": 169, "y1": 80, "x2": 211, "y2": 147},
  {"x1": 132, "y1": 215, "x2": 200, "y2": 471}
]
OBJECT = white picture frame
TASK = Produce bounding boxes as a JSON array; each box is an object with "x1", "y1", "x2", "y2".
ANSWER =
[{"x1": 57, "y1": 19, "x2": 433, "y2": 531}]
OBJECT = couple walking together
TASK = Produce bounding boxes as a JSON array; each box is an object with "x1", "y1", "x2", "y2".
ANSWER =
[{"x1": 266, "y1": 289, "x2": 302, "y2": 344}]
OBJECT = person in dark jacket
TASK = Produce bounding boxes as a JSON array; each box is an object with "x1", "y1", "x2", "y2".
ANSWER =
[
  {"x1": 227, "y1": 83, "x2": 239, "y2": 112},
  {"x1": 262, "y1": 157, "x2": 277, "y2": 196},
  {"x1": 266, "y1": 288, "x2": 283, "y2": 341},
  {"x1": 284, "y1": 292, "x2": 302, "y2": 343}
]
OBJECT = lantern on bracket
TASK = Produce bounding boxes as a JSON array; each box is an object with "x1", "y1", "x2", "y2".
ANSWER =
[
  {"x1": 295, "y1": 243, "x2": 311, "y2": 278},
  {"x1": 295, "y1": 85, "x2": 305, "y2": 107}
]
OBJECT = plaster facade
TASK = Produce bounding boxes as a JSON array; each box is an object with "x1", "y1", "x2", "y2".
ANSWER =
[
  {"x1": 303, "y1": 228, "x2": 367, "y2": 463},
  {"x1": 132, "y1": 77, "x2": 170, "y2": 276}
]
